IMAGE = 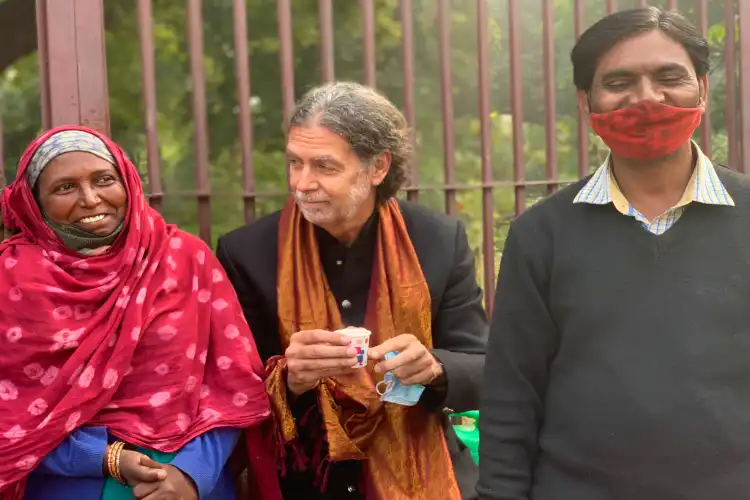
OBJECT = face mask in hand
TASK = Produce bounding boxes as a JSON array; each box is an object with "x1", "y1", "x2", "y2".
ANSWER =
[{"x1": 375, "y1": 351, "x2": 425, "y2": 406}]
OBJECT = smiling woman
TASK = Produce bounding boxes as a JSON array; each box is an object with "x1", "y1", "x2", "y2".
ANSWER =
[
  {"x1": 37, "y1": 152, "x2": 127, "y2": 235},
  {"x1": 0, "y1": 126, "x2": 280, "y2": 500},
  {"x1": 26, "y1": 131, "x2": 128, "y2": 255}
]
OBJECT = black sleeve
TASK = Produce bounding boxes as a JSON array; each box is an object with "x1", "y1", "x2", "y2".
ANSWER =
[
  {"x1": 216, "y1": 236, "x2": 315, "y2": 416},
  {"x1": 476, "y1": 223, "x2": 559, "y2": 500},
  {"x1": 215, "y1": 236, "x2": 281, "y2": 363},
  {"x1": 423, "y1": 219, "x2": 488, "y2": 413}
]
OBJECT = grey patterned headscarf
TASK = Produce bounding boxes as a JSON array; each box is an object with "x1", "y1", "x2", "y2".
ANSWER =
[
  {"x1": 27, "y1": 130, "x2": 116, "y2": 188},
  {"x1": 27, "y1": 130, "x2": 124, "y2": 254}
]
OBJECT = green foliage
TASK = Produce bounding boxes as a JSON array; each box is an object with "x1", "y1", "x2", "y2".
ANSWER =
[{"x1": 0, "y1": 0, "x2": 735, "y2": 304}]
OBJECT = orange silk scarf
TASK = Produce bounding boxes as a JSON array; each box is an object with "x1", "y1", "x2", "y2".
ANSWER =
[{"x1": 265, "y1": 196, "x2": 460, "y2": 499}]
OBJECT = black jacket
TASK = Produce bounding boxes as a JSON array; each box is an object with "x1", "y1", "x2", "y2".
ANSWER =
[{"x1": 217, "y1": 199, "x2": 487, "y2": 499}]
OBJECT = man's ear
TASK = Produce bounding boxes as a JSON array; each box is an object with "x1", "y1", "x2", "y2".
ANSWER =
[
  {"x1": 371, "y1": 151, "x2": 392, "y2": 187},
  {"x1": 697, "y1": 75, "x2": 709, "y2": 112},
  {"x1": 577, "y1": 90, "x2": 591, "y2": 119}
]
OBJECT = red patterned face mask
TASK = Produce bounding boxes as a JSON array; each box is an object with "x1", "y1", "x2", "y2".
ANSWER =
[{"x1": 589, "y1": 100, "x2": 702, "y2": 161}]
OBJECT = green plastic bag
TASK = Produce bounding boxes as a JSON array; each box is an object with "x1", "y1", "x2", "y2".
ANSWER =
[{"x1": 450, "y1": 410, "x2": 479, "y2": 465}]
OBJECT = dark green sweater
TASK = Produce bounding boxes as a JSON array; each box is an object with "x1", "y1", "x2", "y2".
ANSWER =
[{"x1": 478, "y1": 166, "x2": 750, "y2": 500}]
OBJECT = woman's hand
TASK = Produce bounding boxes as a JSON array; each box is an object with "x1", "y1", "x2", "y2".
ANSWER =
[
  {"x1": 103, "y1": 448, "x2": 167, "y2": 485},
  {"x1": 131, "y1": 458, "x2": 198, "y2": 500}
]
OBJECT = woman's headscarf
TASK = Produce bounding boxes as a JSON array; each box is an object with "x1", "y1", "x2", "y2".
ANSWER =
[
  {"x1": 24, "y1": 129, "x2": 123, "y2": 254},
  {"x1": 0, "y1": 126, "x2": 279, "y2": 499}
]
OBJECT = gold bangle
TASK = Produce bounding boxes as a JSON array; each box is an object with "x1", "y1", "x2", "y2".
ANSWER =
[
  {"x1": 107, "y1": 441, "x2": 126, "y2": 484},
  {"x1": 113, "y1": 444, "x2": 124, "y2": 484},
  {"x1": 106, "y1": 444, "x2": 116, "y2": 479},
  {"x1": 106, "y1": 442, "x2": 117, "y2": 479},
  {"x1": 113, "y1": 441, "x2": 126, "y2": 484}
]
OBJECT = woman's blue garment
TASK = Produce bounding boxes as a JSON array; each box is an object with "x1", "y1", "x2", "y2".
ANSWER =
[{"x1": 24, "y1": 426, "x2": 240, "y2": 499}]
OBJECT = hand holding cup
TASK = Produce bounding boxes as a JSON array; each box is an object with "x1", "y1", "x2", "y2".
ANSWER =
[{"x1": 285, "y1": 329, "x2": 361, "y2": 396}]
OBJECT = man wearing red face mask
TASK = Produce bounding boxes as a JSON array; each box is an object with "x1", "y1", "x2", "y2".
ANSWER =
[{"x1": 478, "y1": 7, "x2": 750, "y2": 500}]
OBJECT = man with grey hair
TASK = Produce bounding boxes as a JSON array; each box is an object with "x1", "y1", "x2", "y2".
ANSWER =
[{"x1": 217, "y1": 81, "x2": 486, "y2": 500}]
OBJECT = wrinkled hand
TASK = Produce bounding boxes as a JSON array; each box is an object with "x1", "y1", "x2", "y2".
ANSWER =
[
  {"x1": 131, "y1": 459, "x2": 198, "y2": 500},
  {"x1": 369, "y1": 334, "x2": 443, "y2": 386},
  {"x1": 113, "y1": 449, "x2": 167, "y2": 486},
  {"x1": 285, "y1": 329, "x2": 360, "y2": 396}
]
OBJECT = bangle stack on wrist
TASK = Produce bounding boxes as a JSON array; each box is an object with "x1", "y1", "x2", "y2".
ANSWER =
[{"x1": 106, "y1": 440, "x2": 127, "y2": 484}]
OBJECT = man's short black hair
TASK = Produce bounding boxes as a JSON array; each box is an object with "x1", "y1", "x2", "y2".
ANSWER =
[{"x1": 571, "y1": 7, "x2": 709, "y2": 92}]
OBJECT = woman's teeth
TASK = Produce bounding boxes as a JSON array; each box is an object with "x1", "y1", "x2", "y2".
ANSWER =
[{"x1": 79, "y1": 214, "x2": 106, "y2": 223}]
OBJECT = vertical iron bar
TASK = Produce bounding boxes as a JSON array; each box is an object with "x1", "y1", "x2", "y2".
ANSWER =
[
  {"x1": 606, "y1": 0, "x2": 617, "y2": 15},
  {"x1": 667, "y1": 0, "x2": 677, "y2": 10},
  {"x1": 36, "y1": 0, "x2": 51, "y2": 129},
  {"x1": 509, "y1": 0, "x2": 525, "y2": 215},
  {"x1": 542, "y1": 0, "x2": 557, "y2": 194},
  {"x1": 361, "y1": 0, "x2": 376, "y2": 87},
  {"x1": 740, "y1": 0, "x2": 750, "y2": 173},
  {"x1": 401, "y1": 0, "x2": 418, "y2": 202},
  {"x1": 137, "y1": 0, "x2": 164, "y2": 212},
  {"x1": 233, "y1": 0, "x2": 256, "y2": 223},
  {"x1": 726, "y1": 0, "x2": 739, "y2": 168},
  {"x1": 73, "y1": 0, "x2": 110, "y2": 134},
  {"x1": 36, "y1": 0, "x2": 110, "y2": 133},
  {"x1": 573, "y1": 0, "x2": 588, "y2": 179},
  {"x1": 438, "y1": 0, "x2": 456, "y2": 215},
  {"x1": 698, "y1": 0, "x2": 711, "y2": 156},
  {"x1": 636, "y1": 0, "x2": 647, "y2": 8},
  {"x1": 319, "y1": 0, "x2": 335, "y2": 82},
  {"x1": 476, "y1": 0, "x2": 494, "y2": 315},
  {"x1": 0, "y1": 114, "x2": 5, "y2": 240},
  {"x1": 187, "y1": 0, "x2": 212, "y2": 244},
  {"x1": 277, "y1": 0, "x2": 295, "y2": 124},
  {"x1": 0, "y1": 114, "x2": 5, "y2": 189}
]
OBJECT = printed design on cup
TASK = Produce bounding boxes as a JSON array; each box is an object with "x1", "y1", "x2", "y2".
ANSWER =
[
  {"x1": 351, "y1": 336, "x2": 369, "y2": 367},
  {"x1": 336, "y1": 326, "x2": 372, "y2": 368}
]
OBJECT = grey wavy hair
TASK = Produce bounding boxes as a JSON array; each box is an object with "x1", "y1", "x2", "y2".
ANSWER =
[{"x1": 288, "y1": 81, "x2": 411, "y2": 203}]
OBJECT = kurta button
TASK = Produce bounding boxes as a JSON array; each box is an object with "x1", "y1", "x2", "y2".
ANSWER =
[
  {"x1": 342, "y1": 299, "x2": 351, "y2": 309},
  {"x1": 336, "y1": 260, "x2": 343, "y2": 266},
  {"x1": 347, "y1": 485, "x2": 357, "y2": 493}
]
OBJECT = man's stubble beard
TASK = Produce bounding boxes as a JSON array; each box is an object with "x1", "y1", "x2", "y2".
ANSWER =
[{"x1": 296, "y1": 169, "x2": 373, "y2": 226}]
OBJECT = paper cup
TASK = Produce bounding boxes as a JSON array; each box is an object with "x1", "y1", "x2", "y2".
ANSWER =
[{"x1": 337, "y1": 327, "x2": 371, "y2": 368}]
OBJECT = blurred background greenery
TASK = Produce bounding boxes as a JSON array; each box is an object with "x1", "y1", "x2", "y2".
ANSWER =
[{"x1": 0, "y1": 0, "x2": 735, "y2": 303}]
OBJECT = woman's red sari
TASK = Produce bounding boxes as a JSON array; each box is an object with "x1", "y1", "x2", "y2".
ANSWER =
[{"x1": 0, "y1": 126, "x2": 279, "y2": 498}]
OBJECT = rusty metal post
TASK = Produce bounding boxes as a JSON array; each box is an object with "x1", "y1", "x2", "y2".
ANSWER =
[
  {"x1": 725, "y1": 0, "x2": 739, "y2": 169},
  {"x1": 401, "y1": 0, "x2": 418, "y2": 202},
  {"x1": 0, "y1": 113, "x2": 6, "y2": 240},
  {"x1": 233, "y1": 0, "x2": 257, "y2": 223},
  {"x1": 476, "y1": 0, "x2": 494, "y2": 315},
  {"x1": 138, "y1": 0, "x2": 164, "y2": 212},
  {"x1": 573, "y1": 0, "x2": 588, "y2": 179},
  {"x1": 361, "y1": 0, "x2": 377, "y2": 88},
  {"x1": 508, "y1": 0, "x2": 525, "y2": 215},
  {"x1": 740, "y1": 0, "x2": 750, "y2": 173},
  {"x1": 0, "y1": 114, "x2": 4, "y2": 189},
  {"x1": 318, "y1": 0, "x2": 335, "y2": 82},
  {"x1": 36, "y1": 0, "x2": 110, "y2": 134},
  {"x1": 437, "y1": 0, "x2": 456, "y2": 216},
  {"x1": 698, "y1": 0, "x2": 711, "y2": 157},
  {"x1": 187, "y1": 0, "x2": 212, "y2": 245},
  {"x1": 542, "y1": 0, "x2": 557, "y2": 194}
]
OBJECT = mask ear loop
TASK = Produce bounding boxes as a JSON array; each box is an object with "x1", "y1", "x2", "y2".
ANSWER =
[{"x1": 376, "y1": 380, "x2": 390, "y2": 396}]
